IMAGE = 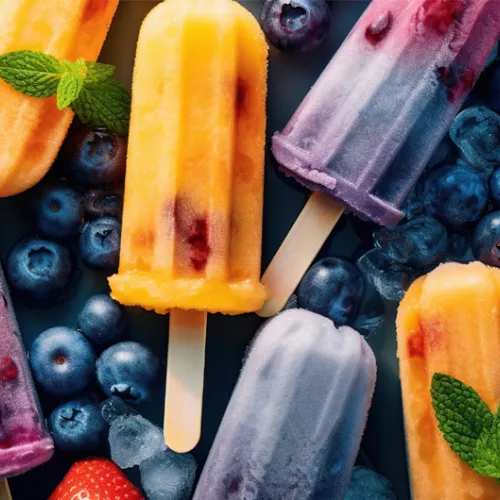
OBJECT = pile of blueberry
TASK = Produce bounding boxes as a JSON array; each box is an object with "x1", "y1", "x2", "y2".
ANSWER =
[
  {"x1": 6, "y1": 124, "x2": 125, "y2": 304},
  {"x1": 355, "y1": 53, "x2": 500, "y2": 303},
  {"x1": 29, "y1": 294, "x2": 160, "y2": 452}
]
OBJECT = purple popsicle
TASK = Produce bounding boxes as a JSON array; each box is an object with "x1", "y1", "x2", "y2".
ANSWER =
[
  {"x1": 0, "y1": 266, "x2": 53, "y2": 479},
  {"x1": 258, "y1": 0, "x2": 500, "y2": 318}
]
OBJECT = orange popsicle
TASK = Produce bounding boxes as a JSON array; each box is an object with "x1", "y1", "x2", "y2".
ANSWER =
[
  {"x1": 109, "y1": 0, "x2": 268, "y2": 315},
  {"x1": 397, "y1": 262, "x2": 500, "y2": 500},
  {"x1": 108, "y1": 0, "x2": 268, "y2": 452},
  {"x1": 0, "y1": 0, "x2": 119, "y2": 197}
]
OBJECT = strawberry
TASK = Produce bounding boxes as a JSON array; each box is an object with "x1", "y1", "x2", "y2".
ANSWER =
[{"x1": 49, "y1": 458, "x2": 144, "y2": 500}]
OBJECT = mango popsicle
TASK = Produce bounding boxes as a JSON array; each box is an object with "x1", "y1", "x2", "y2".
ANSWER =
[
  {"x1": 109, "y1": 0, "x2": 268, "y2": 452},
  {"x1": 109, "y1": 0, "x2": 267, "y2": 315},
  {"x1": 397, "y1": 262, "x2": 500, "y2": 500},
  {"x1": 0, "y1": 0, "x2": 119, "y2": 197}
]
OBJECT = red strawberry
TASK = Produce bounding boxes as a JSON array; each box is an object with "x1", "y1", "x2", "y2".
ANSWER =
[{"x1": 49, "y1": 458, "x2": 144, "y2": 500}]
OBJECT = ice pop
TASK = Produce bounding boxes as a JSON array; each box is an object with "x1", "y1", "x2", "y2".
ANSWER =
[
  {"x1": 0, "y1": 0, "x2": 119, "y2": 197},
  {"x1": 258, "y1": 0, "x2": 500, "y2": 318},
  {"x1": 0, "y1": 265, "x2": 53, "y2": 480},
  {"x1": 193, "y1": 309, "x2": 377, "y2": 500},
  {"x1": 397, "y1": 262, "x2": 500, "y2": 500},
  {"x1": 108, "y1": 0, "x2": 268, "y2": 452}
]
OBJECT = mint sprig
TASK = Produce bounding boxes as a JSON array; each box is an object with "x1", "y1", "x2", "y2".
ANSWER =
[
  {"x1": 0, "y1": 50, "x2": 129, "y2": 136},
  {"x1": 0, "y1": 51, "x2": 61, "y2": 97},
  {"x1": 431, "y1": 373, "x2": 500, "y2": 481}
]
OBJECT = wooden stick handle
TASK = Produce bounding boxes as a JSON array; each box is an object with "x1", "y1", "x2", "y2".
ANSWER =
[
  {"x1": 164, "y1": 309, "x2": 207, "y2": 453},
  {"x1": 258, "y1": 192, "x2": 345, "y2": 318},
  {"x1": 0, "y1": 480, "x2": 12, "y2": 500}
]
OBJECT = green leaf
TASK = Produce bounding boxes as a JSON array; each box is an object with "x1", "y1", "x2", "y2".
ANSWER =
[
  {"x1": 71, "y1": 79, "x2": 130, "y2": 136},
  {"x1": 0, "y1": 50, "x2": 62, "y2": 97},
  {"x1": 56, "y1": 73, "x2": 84, "y2": 110},
  {"x1": 430, "y1": 373, "x2": 500, "y2": 481},
  {"x1": 470, "y1": 421, "x2": 500, "y2": 478},
  {"x1": 431, "y1": 373, "x2": 495, "y2": 464},
  {"x1": 85, "y1": 62, "x2": 116, "y2": 84},
  {"x1": 60, "y1": 60, "x2": 85, "y2": 78}
]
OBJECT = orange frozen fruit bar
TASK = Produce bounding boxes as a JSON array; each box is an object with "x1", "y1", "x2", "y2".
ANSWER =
[
  {"x1": 109, "y1": 0, "x2": 268, "y2": 315},
  {"x1": 397, "y1": 262, "x2": 500, "y2": 500},
  {"x1": 0, "y1": 0, "x2": 119, "y2": 197}
]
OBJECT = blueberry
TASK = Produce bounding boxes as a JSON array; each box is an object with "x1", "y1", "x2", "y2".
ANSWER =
[
  {"x1": 472, "y1": 212, "x2": 500, "y2": 267},
  {"x1": 61, "y1": 126, "x2": 127, "y2": 188},
  {"x1": 83, "y1": 188, "x2": 124, "y2": 218},
  {"x1": 29, "y1": 327, "x2": 96, "y2": 397},
  {"x1": 373, "y1": 216, "x2": 448, "y2": 268},
  {"x1": 423, "y1": 164, "x2": 488, "y2": 227},
  {"x1": 490, "y1": 168, "x2": 500, "y2": 206},
  {"x1": 6, "y1": 238, "x2": 75, "y2": 304},
  {"x1": 49, "y1": 397, "x2": 108, "y2": 451},
  {"x1": 97, "y1": 342, "x2": 160, "y2": 405},
  {"x1": 488, "y1": 62, "x2": 500, "y2": 113},
  {"x1": 449, "y1": 106, "x2": 500, "y2": 171},
  {"x1": 31, "y1": 181, "x2": 85, "y2": 239},
  {"x1": 261, "y1": 0, "x2": 331, "y2": 53},
  {"x1": 78, "y1": 294, "x2": 125, "y2": 345},
  {"x1": 79, "y1": 217, "x2": 121, "y2": 271},
  {"x1": 446, "y1": 230, "x2": 472, "y2": 263},
  {"x1": 297, "y1": 257, "x2": 364, "y2": 326}
]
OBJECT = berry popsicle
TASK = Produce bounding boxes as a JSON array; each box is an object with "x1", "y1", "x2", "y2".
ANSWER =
[
  {"x1": 397, "y1": 262, "x2": 500, "y2": 500},
  {"x1": 193, "y1": 309, "x2": 377, "y2": 500},
  {"x1": 0, "y1": 0, "x2": 119, "y2": 197},
  {"x1": 0, "y1": 265, "x2": 53, "y2": 481},
  {"x1": 258, "y1": 0, "x2": 500, "y2": 318},
  {"x1": 109, "y1": 0, "x2": 268, "y2": 452}
]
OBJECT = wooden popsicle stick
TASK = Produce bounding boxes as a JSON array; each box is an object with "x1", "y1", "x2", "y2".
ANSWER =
[
  {"x1": 257, "y1": 192, "x2": 345, "y2": 318},
  {"x1": 0, "y1": 480, "x2": 12, "y2": 500},
  {"x1": 164, "y1": 309, "x2": 207, "y2": 453}
]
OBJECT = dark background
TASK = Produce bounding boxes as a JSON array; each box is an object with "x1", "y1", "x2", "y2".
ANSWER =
[{"x1": 1, "y1": 1, "x2": 410, "y2": 498}]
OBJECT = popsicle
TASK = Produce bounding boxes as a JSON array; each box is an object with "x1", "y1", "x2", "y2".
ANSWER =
[
  {"x1": 397, "y1": 262, "x2": 500, "y2": 500},
  {"x1": 192, "y1": 309, "x2": 376, "y2": 500},
  {"x1": 108, "y1": 0, "x2": 268, "y2": 452},
  {"x1": 0, "y1": 265, "x2": 53, "y2": 481},
  {"x1": 258, "y1": 0, "x2": 500, "y2": 318},
  {"x1": 0, "y1": 0, "x2": 119, "y2": 197}
]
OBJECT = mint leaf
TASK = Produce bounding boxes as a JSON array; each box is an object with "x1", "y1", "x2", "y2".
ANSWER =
[
  {"x1": 0, "y1": 50, "x2": 62, "y2": 97},
  {"x1": 71, "y1": 80, "x2": 130, "y2": 136},
  {"x1": 85, "y1": 62, "x2": 116, "y2": 84},
  {"x1": 60, "y1": 60, "x2": 86, "y2": 79},
  {"x1": 0, "y1": 50, "x2": 128, "y2": 135},
  {"x1": 431, "y1": 373, "x2": 494, "y2": 464},
  {"x1": 470, "y1": 422, "x2": 500, "y2": 478},
  {"x1": 57, "y1": 73, "x2": 84, "y2": 110}
]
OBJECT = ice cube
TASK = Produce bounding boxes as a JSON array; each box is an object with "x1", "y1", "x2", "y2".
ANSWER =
[
  {"x1": 357, "y1": 249, "x2": 417, "y2": 302},
  {"x1": 344, "y1": 466, "x2": 397, "y2": 500},
  {"x1": 108, "y1": 415, "x2": 166, "y2": 469},
  {"x1": 373, "y1": 216, "x2": 448, "y2": 269},
  {"x1": 101, "y1": 396, "x2": 139, "y2": 424},
  {"x1": 140, "y1": 449, "x2": 197, "y2": 500}
]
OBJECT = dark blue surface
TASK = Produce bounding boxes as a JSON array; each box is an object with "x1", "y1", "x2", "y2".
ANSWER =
[{"x1": 0, "y1": 2, "x2": 410, "y2": 498}]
